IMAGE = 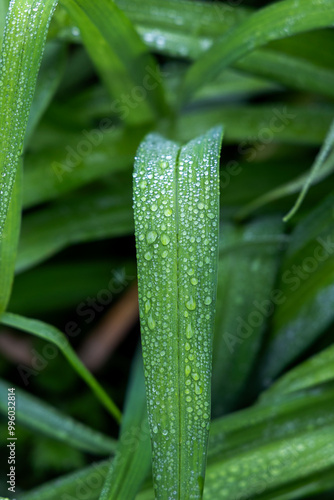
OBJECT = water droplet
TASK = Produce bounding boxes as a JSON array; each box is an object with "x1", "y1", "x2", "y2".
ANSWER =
[
  {"x1": 185, "y1": 365, "x2": 191, "y2": 377},
  {"x1": 192, "y1": 373, "x2": 199, "y2": 381},
  {"x1": 144, "y1": 251, "x2": 153, "y2": 261},
  {"x1": 204, "y1": 297, "x2": 212, "y2": 306},
  {"x1": 185, "y1": 342, "x2": 191, "y2": 351},
  {"x1": 161, "y1": 234, "x2": 170, "y2": 245},
  {"x1": 198, "y1": 202, "x2": 204, "y2": 210},
  {"x1": 153, "y1": 425, "x2": 158, "y2": 434},
  {"x1": 195, "y1": 384, "x2": 202, "y2": 395},
  {"x1": 148, "y1": 315, "x2": 156, "y2": 330},
  {"x1": 145, "y1": 300, "x2": 151, "y2": 314},
  {"x1": 161, "y1": 250, "x2": 168, "y2": 258},
  {"x1": 186, "y1": 324, "x2": 193, "y2": 339},
  {"x1": 191, "y1": 278, "x2": 198, "y2": 285},
  {"x1": 146, "y1": 230, "x2": 157, "y2": 244},
  {"x1": 151, "y1": 203, "x2": 158, "y2": 212},
  {"x1": 186, "y1": 297, "x2": 196, "y2": 311},
  {"x1": 164, "y1": 208, "x2": 172, "y2": 217}
]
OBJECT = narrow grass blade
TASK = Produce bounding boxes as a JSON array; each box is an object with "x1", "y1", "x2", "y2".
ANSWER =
[
  {"x1": 181, "y1": 0, "x2": 334, "y2": 102},
  {"x1": 17, "y1": 177, "x2": 133, "y2": 273},
  {"x1": 0, "y1": 0, "x2": 9, "y2": 48},
  {"x1": 212, "y1": 217, "x2": 283, "y2": 416},
  {"x1": 283, "y1": 119, "x2": 334, "y2": 222},
  {"x1": 99, "y1": 350, "x2": 151, "y2": 500},
  {"x1": 0, "y1": 0, "x2": 58, "y2": 237},
  {"x1": 259, "y1": 194, "x2": 334, "y2": 385},
  {"x1": 20, "y1": 460, "x2": 111, "y2": 500},
  {"x1": 0, "y1": 161, "x2": 21, "y2": 314},
  {"x1": 60, "y1": 0, "x2": 168, "y2": 125},
  {"x1": 0, "y1": 312, "x2": 121, "y2": 422},
  {"x1": 0, "y1": 378, "x2": 117, "y2": 455},
  {"x1": 262, "y1": 343, "x2": 334, "y2": 401},
  {"x1": 133, "y1": 127, "x2": 223, "y2": 498}
]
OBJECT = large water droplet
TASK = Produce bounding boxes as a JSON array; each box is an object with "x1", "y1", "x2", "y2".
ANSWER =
[
  {"x1": 186, "y1": 297, "x2": 196, "y2": 311},
  {"x1": 146, "y1": 230, "x2": 158, "y2": 244},
  {"x1": 161, "y1": 234, "x2": 170, "y2": 246}
]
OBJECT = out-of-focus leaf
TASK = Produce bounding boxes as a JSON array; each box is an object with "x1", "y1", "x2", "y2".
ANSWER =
[
  {"x1": 259, "y1": 194, "x2": 334, "y2": 386},
  {"x1": 235, "y1": 147, "x2": 334, "y2": 221},
  {"x1": 175, "y1": 104, "x2": 333, "y2": 146},
  {"x1": 25, "y1": 40, "x2": 67, "y2": 146},
  {"x1": 262, "y1": 344, "x2": 334, "y2": 401},
  {"x1": 99, "y1": 351, "x2": 151, "y2": 500},
  {"x1": 0, "y1": 312, "x2": 121, "y2": 422},
  {"x1": 0, "y1": 0, "x2": 58, "y2": 237},
  {"x1": 17, "y1": 178, "x2": 133, "y2": 273},
  {"x1": 181, "y1": 0, "x2": 334, "y2": 102},
  {"x1": 20, "y1": 460, "x2": 110, "y2": 500},
  {"x1": 60, "y1": 0, "x2": 168, "y2": 125},
  {"x1": 10, "y1": 260, "x2": 135, "y2": 315},
  {"x1": 284, "y1": 119, "x2": 334, "y2": 221},
  {"x1": 212, "y1": 217, "x2": 283, "y2": 417},
  {"x1": 23, "y1": 125, "x2": 140, "y2": 209},
  {"x1": 0, "y1": 162, "x2": 21, "y2": 315},
  {"x1": 0, "y1": 378, "x2": 117, "y2": 454}
]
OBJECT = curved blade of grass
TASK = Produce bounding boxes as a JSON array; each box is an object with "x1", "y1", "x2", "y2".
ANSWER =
[
  {"x1": 181, "y1": 0, "x2": 334, "y2": 102},
  {"x1": 99, "y1": 350, "x2": 151, "y2": 500},
  {"x1": 0, "y1": 312, "x2": 121, "y2": 423},
  {"x1": 258, "y1": 193, "x2": 334, "y2": 385},
  {"x1": 0, "y1": 161, "x2": 21, "y2": 314},
  {"x1": 17, "y1": 177, "x2": 133, "y2": 273},
  {"x1": 283, "y1": 118, "x2": 334, "y2": 222},
  {"x1": 262, "y1": 344, "x2": 334, "y2": 402},
  {"x1": 235, "y1": 147, "x2": 334, "y2": 221},
  {"x1": 0, "y1": 378, "x2": 117, "y2": 455},
  {"x1": 212, "y1": 217, "x2": 283, "y2": 417},
  {"x1": 60, "y1": 0, "x2": 168, "y2": 126},
  {"x1": 134, "y1": 127, "x2": 223, "y2": 498},
  {"x1": 0, "y1": 0, "x2": 58, "y2": 237},
  {"x1": 20, "y1": 460, "x2": 111, "y2": 500}
]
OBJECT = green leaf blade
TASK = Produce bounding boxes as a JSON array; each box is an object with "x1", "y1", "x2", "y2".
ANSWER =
[
  {"x1": 0, "y1": 0, "x2": 58, "y2": 236},
  {"x1": 133, "y1": 127, "x2": 223, "y2": 498}
]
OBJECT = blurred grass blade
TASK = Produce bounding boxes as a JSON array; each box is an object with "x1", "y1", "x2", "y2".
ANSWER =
[
  {"x1": 23, "y1": 125, "x2": 140, "y2": 209},
  {"x1": 99, "y1": 350, "x2": 151, "y2": 500},
  {"x1": 212, "y1": 217, "x2": 283, "y2": 416},
  {"x1": 133, "y1": 127, "x2": 223, "y2": 498},
  {"x1": 0, "y1": 378, "x2": 117, "y2": 455},
  {"x1": 20, "y1": 460, "x2": 111, "y2": 500},
  {"x1": 284, "y1": 118, "x2": 334, "y2": 222},
  {"x1": 259, "y1": 194, "x2": 334, "y2": 385},
  {"x1": 0, "y1": 312, "x2": 121, "y2": 422},
  {"x1": 0, "y1": 162, "x2": 21, "y2": 315},
  {"x1": 262, "y1": 344, "x2": 334, "y2": 401},
  {"x1": 235, "y1": 146, "x2": 334, "y2": 221},
  {"x1": 10, "y1": 260, "x2": 135, "y2": 315},
  {"x1": 17, "y1": 177, "x2": 133, "y2": 273},
  {"x1": 60, "y1": 0, "x2": 168, "y2": 125},
  {"x1": 181, "y1": 0, "x2": 334, "y2": 102},
  {"x1": 25, "y1": 40, "x2": 67, "y2": 146},
  {"x1": 0, "y1": 0, "x2": 58, "y2": 237},
  {"x1": 175, "y1": 104, "x2": 333, "y2": 147}
]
